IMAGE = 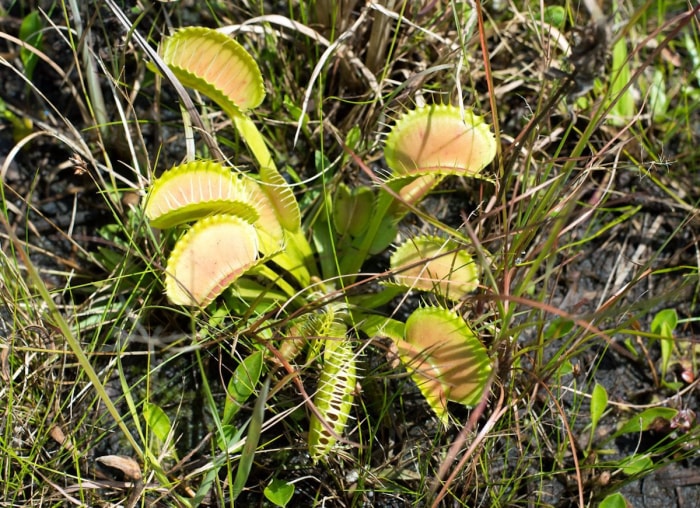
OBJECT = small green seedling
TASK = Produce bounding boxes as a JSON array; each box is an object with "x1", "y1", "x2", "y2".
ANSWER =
[
  {"x1": 588, "y1": 382, "x2": 608, "y2": 451},
  {"x1": 619, "y1": 453, "x2": 653, "y2": 476},
  {"x1": 19, "y1": 11, "x2": 44, "y2": 82},
  {"x1": 599, "y1": 492, "x2": 630, "y2": 508},
  {"x1": 651, "y1": 308, "x2": 680, "y2": 389},
  {"x1": 264, "y1": 478, "x2": 295, "y2": 507},
  {"x1": 614, "y1": 406, "x2": 678, "y2": 437}
]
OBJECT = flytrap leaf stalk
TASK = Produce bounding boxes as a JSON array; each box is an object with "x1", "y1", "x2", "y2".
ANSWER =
[{"x1": 143, "y1": 26, "x2": 497, "y2": 462}]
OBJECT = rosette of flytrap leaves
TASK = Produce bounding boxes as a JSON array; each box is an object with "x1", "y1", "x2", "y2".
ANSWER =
[
  {"x1": 364, "y1": 307, "x2": 492, "y2": 425},
  {"x1": 145, "y1": 160, "x2": 287, "y2": 306}
]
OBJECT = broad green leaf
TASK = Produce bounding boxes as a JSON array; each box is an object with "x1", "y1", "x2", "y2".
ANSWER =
[
  {"x1": 615, "y1": 407, "x2": 678, "y2": 436},
  {"x1": 344, "y1": 124, "x2": 362, "y2": 152},
  {"x1": 399, "y1": 307, "x2": 492, "y2": 424},
  {"x1": 333, "y1": 184, "x2": 375, "y2": 237},
  {"x1": 543, "y1": 6, "x2": 566, "y2": 29},
  {"x1": 590, "y1": 383, "x2": 608, "y2": 436},
  {"x1": 384, "y1": 104, "x2": 496, "y2": 177},
  {"x1": 143, "y1": 402, "x2": 171, "y2": 450},
  {"x1": 607, "y1": 12, "x2": 635, "y2": 125},
  {"x1": 651, "y1": 308, "x2": 677, "y2": 337},
  {"x1": 264, "y1": 478, "x2": 295, "y2": 507},
  {"x1": 647, "y1": 68, "x2": 669, "y2": 120},
  {"x1": 620, "y1": 454, "x2": 653, "y2": 475},
  {"x1": 556, "y1": 360, "x2": 574, "y2": 376},
  {"x1": 544, "y1": 318, "x2": 574, "y2": 340},
  {"x1": 223, "y1": 350, "x2": 264, "y2": 424},
  {"x1": 165, "y1": 214, "x2": 259, "y2": 306},
  {"x1": 19, "y1": 11, "x2": 43, "y2": 81},
  {"x1": 367, "y1": 214, "x2": 398, "y2": 255},
  {"x1": 390, "y1": 236, "x2": 479, "y2": 300},
  {"x1": 599, "y1": 492, "x2": 630, "y2": 508}
]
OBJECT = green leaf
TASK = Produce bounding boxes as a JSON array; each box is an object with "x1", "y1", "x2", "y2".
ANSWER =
[
  {"x1": 333, "y1": 184, "x2": 375, "y2": 237},
  {"x1": 615, "y1": 407, "x2": 678, "y2": 436},
  {"x1": 232, "y1": 378, "x2": 270, "y2": 500},
  {"x1": 607, "y1": 12, "x2": 635, "y2": 125},
  {"x1": 543, "y1": 6, "x2": 566, "y2": 29},
  {"x1": 651, "y1": 308, "x2": 677, "y2": 381},
  {"x1": 620, "y1": 454, "x2": 653, "y2": 475},
  {"x1": 651, "y1": 309, "x2": 677, "y2": 337},
  {"x1": 599, "y1": 492, "x2": 629, "y2": 508},
  {"x1": 264, "y1": 478, "x2": 295, "y2": 507},
  {"x1": 215, "y1": 424, "x2": 246, "y2": 452},
  {"x1": 368, "y1": 214, "x2": 398, "y2": 255},
  {"x1": 590, "y1": 383, "x2": 608, "y2": 437},
  {"x1": 556, "y1": 360, "x2": 574, "y2": 376},
  {"x1": 143, "y1": 402, "x2": 171, "y2": 449},
  {"x1": 19, "y1": 11, "x2": 43, "y2": 81},
  {"x1": 223, "y1": 350, "x2": 264, "y2": 424},
  {"x1": 345, "y1": 124, "x2": 362, "y2": 152},
  {"x1": 544, "y1": 318, "x2": 574, "y2": 340},
  {"x1": 647, "y1": 69, "x2": 669, "y2": 120}
]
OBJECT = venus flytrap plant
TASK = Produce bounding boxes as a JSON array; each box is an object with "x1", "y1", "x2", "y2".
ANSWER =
[{"x1": 143, "y1": 26, "x2": 497, "y2": 465}]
